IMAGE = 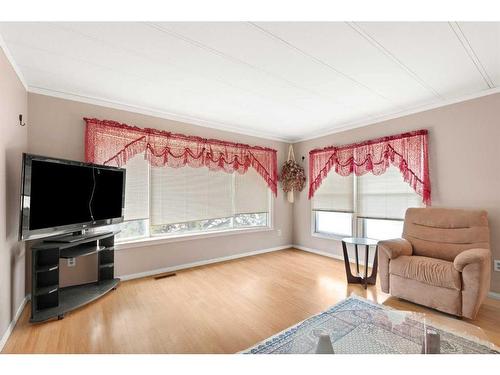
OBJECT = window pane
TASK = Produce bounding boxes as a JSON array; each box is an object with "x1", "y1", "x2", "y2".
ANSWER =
[
  {"x1": 362, "y1": 218, "x2": 403, "y2": 240},
  {"x1": 151, "y1": 217, "x2": 233, "y2": 236},
  {"x1": 234, "y1": 213, "x2": 268, "y2": 228},
  {"x1": 150, "y1": 212, "x2": 268, "y2": 237},
  {"x1": 111, "y1": 219, "x2": 149, "y2": 242},
  {"x1": 315, "y1": 211, "x2": 352, "y2": 237}
]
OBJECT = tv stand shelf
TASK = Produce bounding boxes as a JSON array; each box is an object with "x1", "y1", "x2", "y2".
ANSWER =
[
  {"x1": 60, "y1": 245, "x2": 106, "y2": 259},
  {"x1": 35, "y1": 264, "x2": 59, "y2": 273},
  {"x1": 30, "y1": 231, "x2": 120, "y2": 323},
  {"x1": 31, "y1": 279, "x2": 119, "y2": 323}
]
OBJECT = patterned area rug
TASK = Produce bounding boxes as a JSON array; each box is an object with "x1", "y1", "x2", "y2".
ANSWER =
[{"x1": 242, "y1": 295, "x2": 499, "y2": 354}]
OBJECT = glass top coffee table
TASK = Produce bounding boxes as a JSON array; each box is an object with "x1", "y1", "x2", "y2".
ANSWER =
[
  {"x1": 341, "y1": 237, "x2": 379, "y2": 289},
  {"x1": 243, "y1": 297, "x2": 498, "y2": 354},
  {"x1": 312, "y1": 308, "x2": 497, "y2": 354}
]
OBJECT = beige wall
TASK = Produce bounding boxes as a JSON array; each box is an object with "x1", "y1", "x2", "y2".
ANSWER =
[
  {"x1": 292, "y1": 93, "x2": 500, "y2": 294},
  {"x1": 27, "y1": 93, "x2": 293, "y2": 286},
  {"x1": 0, "y1": 47, "x2": 28, "y2": 341},
  {"x1": 21, "y1": 90, "x2": 500, "y2": 296}
]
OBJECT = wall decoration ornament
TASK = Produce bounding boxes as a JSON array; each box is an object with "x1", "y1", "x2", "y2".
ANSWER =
[
  {"x1": 279, "y1": 145, "x2": 306, "y2": 203},
  {"x1": 84, "y1": 118, "x2": 278, "y2": 195},
  {"x1": 308, "y1": 130, "x2": 431, "y2": 205}
]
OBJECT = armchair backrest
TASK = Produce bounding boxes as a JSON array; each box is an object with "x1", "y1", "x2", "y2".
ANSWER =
[{"x1": 403, "y1": 207, "x2": 490, "y2": 261}]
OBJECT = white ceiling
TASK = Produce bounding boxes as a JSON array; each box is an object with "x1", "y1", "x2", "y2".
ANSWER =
[{"x1": 0, "y1": 22, "x2": 499, "y2": 142}]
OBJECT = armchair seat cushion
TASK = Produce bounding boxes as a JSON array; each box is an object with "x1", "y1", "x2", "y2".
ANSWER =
[{"x1": 389, "y1": 255, "x2": 461, "y2": 291}]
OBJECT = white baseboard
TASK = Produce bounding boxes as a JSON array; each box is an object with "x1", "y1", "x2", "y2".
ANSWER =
[
  {"x1": 293, "y1": 244, "x2": 344, "y2": 261},
  {"x1": 119, "y1": 244, "x2": 293, "y2": 281},
  {"x1": 293, "y1": 244, "x2": 374, "y2": 267},
  {"x1": 0, "y1": 294, "x2": 30, "y2": 353}
]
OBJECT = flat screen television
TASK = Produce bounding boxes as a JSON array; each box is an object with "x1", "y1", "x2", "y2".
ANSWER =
[{"x1": 19, "y1": 153, "x2": 126, "y2": 241}]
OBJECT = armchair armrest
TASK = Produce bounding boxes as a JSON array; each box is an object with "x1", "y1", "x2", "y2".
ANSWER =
[
  {"x1": 454, "y1": 248, "x2": 491, "y2": 319},
  {"x1": 453, "y1": 248, "x2": 491, "y2": 272},
  {"x1": 378, "y1": 238, "x2": 413, "y2": 260}
]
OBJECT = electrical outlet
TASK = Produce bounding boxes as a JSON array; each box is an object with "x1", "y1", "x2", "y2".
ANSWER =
[
  {"x1": 494, "y1": 260, "x2": 500, "y2": 272},
  {"x1": 277, "y1": 229, "x2": 282, "y2": 237},
  {"x1": 67, "y1": 258, "x2": 76, "y2": 267}
]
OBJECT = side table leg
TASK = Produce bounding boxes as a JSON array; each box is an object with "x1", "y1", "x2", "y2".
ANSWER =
[
  {"x1": 364, "y1": 245, "x2": 369, "y2": 289},
  {"x1": 342, "y1": 241, "x2": 357, "y2": 283},
  {"x1": 354, "y1": 244, "x2": 360, "y2": 275},
  {"x1": 367, "y1": 246, "x2": 378, "y2": 285}
]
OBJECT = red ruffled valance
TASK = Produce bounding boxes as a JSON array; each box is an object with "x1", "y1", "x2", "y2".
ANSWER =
[
  {"x1": 309, "y1": 130, "x2": 431, "y2": 205},
  {"x1": 84, "y1": 118, "x2": 278, "y2": 195}
]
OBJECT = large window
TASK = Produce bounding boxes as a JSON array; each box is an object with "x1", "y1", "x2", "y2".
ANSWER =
[
  {"x1": 111, "y1": 154, "x2": 271, "y2": 242},
  {"x1": 313, "y1": 166, "x2": 423, "y2": 240}
]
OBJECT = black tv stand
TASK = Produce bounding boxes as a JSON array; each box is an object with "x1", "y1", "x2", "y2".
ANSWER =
[
  {"x1": 30, "y1": 231, "x2": 119, "y2": 323},
  {"x1": 48, "y1": 231, "x2": 113, "y2": 243}
]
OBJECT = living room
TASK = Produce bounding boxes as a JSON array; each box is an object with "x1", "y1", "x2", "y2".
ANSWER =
[{"x1": 1, "y1": 1, "x2": 499, "y2": 373}]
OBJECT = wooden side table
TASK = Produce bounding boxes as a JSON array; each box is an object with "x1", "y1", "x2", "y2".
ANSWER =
[{"x1": 341, "y1": 237, "x2": 379, "y2": 289}]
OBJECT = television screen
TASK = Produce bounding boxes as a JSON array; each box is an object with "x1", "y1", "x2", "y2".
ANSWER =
[{"x1": 20, "y1": 154, "x2": 125, "y2": 240}]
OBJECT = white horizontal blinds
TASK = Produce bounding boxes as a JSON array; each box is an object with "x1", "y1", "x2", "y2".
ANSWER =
[
  {"x1": 150, "y1": 166, "x2": 233, "y2": 225},
  {"x1": 357, "y1": 165, "x2": 422, "y2": 219},
  {"x1": 234, "y1": 168, "x2": 269, "y2": 215},
  {"x1": 312, "y1": 172, "x2": 354, "y2": 212},
  {"x1": 123, "y1": 153, "x2": 149, "y2": 221}
]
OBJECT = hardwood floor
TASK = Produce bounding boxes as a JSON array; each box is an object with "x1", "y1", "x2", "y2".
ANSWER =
[{"x1": 3, "y1": 248, "x2": 500, "y2": 353}]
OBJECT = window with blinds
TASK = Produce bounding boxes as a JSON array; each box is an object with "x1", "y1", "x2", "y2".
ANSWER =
[
  {"x1": 113, "y1": 153, "x2": 270, "y2": 242},
  {"x1": 151, "y1": 166, "x2": 234, "y2": 226},
  {"x1": 313, "y1": 165, "x2": 423, "y2": 238},
  {"x1": 122, "y1": 153, "x2": 149, "y2": 221},
  {"x1": 312, "y1": 173, "x2": 354, "y2": 236},
  {"x1": 234, "y1": 168, "x2": 270, "y2": 215},
  {"x1": 357, "y1": 165, "x2": 422, "y2": 220},
  {"x1": 312, "y1": 173, "x2": 353, "y2": 213}
]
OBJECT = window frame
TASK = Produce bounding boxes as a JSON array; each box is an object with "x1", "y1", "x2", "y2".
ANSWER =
[
  {"x1": 312, "y1": 173, "x2": 415, "y2": 240},
  {"x1": 356, "y1": 216, "x2": 405, "y2": 240},
  {"x1": 114, "y1": 162, "x2": 274, "y2": 246}
]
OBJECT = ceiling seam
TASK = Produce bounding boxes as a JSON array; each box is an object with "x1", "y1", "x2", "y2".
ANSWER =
[
  {"x1": 247, "y1": 22, "x2": 397, "y2": 105},
  {"x1": 52, "y1": 23, "x2": 314, "y2": 115},
  {"x1": 448, "y1": 22, "x2": 495, "y2": 88},
  {"x1": 147, "y1": 22, "x2": 359, "y2": 112},
  {"x1": 8, "y1": 37, "x2": 168, "y2": 87},
  {"x1": 347, "y1": 22, "x2": 443, "y2": 100}
]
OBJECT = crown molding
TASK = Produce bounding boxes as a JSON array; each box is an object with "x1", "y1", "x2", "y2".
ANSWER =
[
  {"x1": 0, "y1": 33, "x2": 28, "y2": 90},
  {"x1": 28, "y1": 86, "x2": 294, "y2": 143},
  {"x1": 26, "y1": 85, "x2": 500, "y2": 145},
  {"x1": 293, "y1": 86, "x2": 500, "y2": 143}
]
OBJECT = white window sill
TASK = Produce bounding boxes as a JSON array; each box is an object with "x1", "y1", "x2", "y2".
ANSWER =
[
  {"x1": 311, "y1": 232, "x2": 350, "y2": 241},
  {"x1": 115, "y1": 226, "x2": 275, "y2": 250}
]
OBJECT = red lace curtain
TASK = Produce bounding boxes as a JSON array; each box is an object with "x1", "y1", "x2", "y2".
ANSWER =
[
  {"x1": 309, "y1": 130, "x2": 431, "y2": 205},
  {"x1": 84, "y1": 118, "x2": 278, "y2": 195}
]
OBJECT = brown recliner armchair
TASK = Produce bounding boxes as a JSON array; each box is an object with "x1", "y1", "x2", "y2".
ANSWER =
[{"x1": 378, "y1": 207, "x2": 491, "y2": 319}]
